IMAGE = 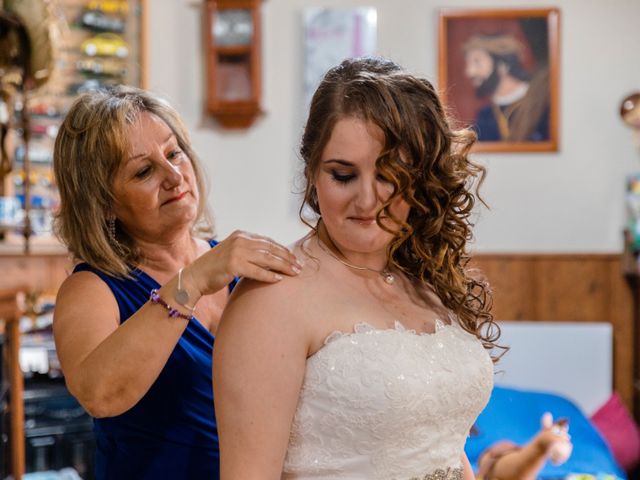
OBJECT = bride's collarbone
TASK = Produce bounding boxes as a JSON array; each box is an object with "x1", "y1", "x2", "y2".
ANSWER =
[
  {"x1": 306, "y1": 295, "x2": 444, "y2": 336},
  {"x1": 301, "y1": 271, "x2": 448, "y2": 331}
]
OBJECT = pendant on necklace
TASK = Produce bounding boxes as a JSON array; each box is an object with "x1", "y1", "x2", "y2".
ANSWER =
[{"x1": 383, "y1": 271, "x2": 395, "y2": 285}]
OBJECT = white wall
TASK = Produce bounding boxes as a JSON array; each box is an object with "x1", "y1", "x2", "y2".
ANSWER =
[{"x1": 148, "y1": 0, "x2": 640, "y2": 252}]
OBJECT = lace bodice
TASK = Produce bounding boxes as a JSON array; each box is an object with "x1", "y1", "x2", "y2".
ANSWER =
[{"x1": 282, "y1": 319, "x2": 494, "y2": 480}]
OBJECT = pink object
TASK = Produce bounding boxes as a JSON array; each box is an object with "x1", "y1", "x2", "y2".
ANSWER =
[{"x1": 590, "y1": 392, "x2": 640, "y2": 472}]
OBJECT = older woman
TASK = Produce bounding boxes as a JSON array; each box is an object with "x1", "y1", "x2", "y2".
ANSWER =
[
  {"x1": 213, "y1": 57, "x2": 499, "y2": 480},
  {"x1": 52, "y1": 86, "x2": 302, "y2": 480}
]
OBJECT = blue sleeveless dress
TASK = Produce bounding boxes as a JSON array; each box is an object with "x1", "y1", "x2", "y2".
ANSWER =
[{"x1": 73, "y1": 240, "x2": 235, "y2": 480}]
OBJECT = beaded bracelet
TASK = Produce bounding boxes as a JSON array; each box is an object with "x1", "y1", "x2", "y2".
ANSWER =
[{"x1": 149, "y1": 289, "x2": 194, "y2": 321}]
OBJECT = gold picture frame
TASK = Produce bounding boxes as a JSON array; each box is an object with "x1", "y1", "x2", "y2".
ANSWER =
[{"x1": 438, "y1": 8, "x2": 560, "y2": 153}]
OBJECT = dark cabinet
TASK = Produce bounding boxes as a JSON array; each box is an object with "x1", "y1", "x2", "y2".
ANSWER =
[
  {"x1": 22, "y1": 379, "x2": 95, "y2": 479},
  {"x1": 1, "y1": 356, "x2": 95, "y2": 479}
]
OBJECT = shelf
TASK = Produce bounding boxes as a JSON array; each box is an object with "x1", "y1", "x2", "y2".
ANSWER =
[
  {"x1": 0, "y1": 223, "x2": 20, "y2": 231},
  {"x1": 0, "y1": 234, "x2": 67, "y2": 256},
  {"x1": 214, "y1": 45, "x2": 252, "y2": 55}
]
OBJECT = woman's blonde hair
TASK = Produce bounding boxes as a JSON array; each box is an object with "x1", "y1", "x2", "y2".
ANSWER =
[
  {"x1": 300, "y1": 57, "x2": 500, "y2": 352},
  {"x1": 53, "y1": 85, "x2": 213, "y2": 277}
]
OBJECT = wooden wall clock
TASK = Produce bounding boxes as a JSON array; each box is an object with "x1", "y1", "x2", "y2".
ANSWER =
[{"x1": 205, "y1": 0, "x2": 262, "y2": 129}]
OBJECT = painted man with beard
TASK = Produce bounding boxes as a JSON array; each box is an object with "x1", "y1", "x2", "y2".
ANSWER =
[{"x1": 463, "y1": 33, "x2": 550, "y2": 142}]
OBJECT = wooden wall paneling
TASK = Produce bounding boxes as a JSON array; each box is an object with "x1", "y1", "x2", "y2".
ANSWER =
[
  {"x1": 471, "y1": 256, "x2": 538, "y2": 320},
  {"x1": 48, "y1": 255, "x2": 74, "y2": 292},
  {"x1": 0, "y1": 255, "x2": 71, "y2": 293},
  {"x1": 471, "y1": 254, "x2": 635, "y2": 414},
  {"x1": 608, "y1": 258, "x2": 635, "y2": 412},
  {"x1": 534, "y1": 257, "x2": 610, "y2": 322},
  {"x1": 1, "y1": 256, "x2": 51, "y2": 291}
]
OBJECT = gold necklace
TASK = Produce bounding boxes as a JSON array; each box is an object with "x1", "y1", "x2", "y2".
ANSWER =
[{"x1": 316, "y1": 236, "x2": 395, "y2": 285}]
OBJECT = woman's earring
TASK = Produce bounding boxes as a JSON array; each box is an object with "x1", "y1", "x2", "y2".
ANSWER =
[{"x1": 108, "y1": 216, "x2": 117, "y2": 243}]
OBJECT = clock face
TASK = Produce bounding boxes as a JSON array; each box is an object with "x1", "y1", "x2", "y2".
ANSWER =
[{"x1": 213, "y1": 9, "x2": 253, "y2": 46}]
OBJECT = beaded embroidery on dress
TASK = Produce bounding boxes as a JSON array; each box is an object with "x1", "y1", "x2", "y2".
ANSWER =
[{"x1": 282, "y1": 316, "x2": 494, "y2": 480}]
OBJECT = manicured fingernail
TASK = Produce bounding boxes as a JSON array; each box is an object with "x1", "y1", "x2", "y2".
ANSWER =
[
  {"x1": 292, "y1": 266, "x2": 301, "y2": 274},
  {"x1": 296, "y1": 257, "x2": 304, "y2": 267},
  {"x1": 275, "y1": 274, "x2": 283, "y2": 281}
]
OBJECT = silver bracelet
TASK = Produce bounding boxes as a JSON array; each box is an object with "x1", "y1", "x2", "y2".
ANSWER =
[{"x1": 174, "y1": 267, "x2": 197, "y2": 312}]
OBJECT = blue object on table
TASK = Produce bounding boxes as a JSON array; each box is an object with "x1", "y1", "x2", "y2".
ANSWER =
[{"x1": 465, "y1": 386, "x2": 627, "y2": 480}]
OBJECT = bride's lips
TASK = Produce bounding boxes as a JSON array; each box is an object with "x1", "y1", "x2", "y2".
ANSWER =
[{"x1": 348, "y1": 216, "x2": 377, "y2": 225}]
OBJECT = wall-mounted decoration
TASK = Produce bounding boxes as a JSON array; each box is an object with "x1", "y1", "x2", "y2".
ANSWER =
[
  {"x1": 438, "y1": 8, "x2": 560, "y2": 153},
  {"x1": 205, "y1": 0, "x2": 262, "y2": 129},
  {"x1": 303, "y1": 7, "x2": 377, "y2": 112},
  {"x1": 620, "y1": 91, "x2": 640, "y2": 149}
]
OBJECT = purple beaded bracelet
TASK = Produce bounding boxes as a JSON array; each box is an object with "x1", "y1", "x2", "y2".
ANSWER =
[{"x1": 149, "y1": 289, "x2": 193, "y2": 321}]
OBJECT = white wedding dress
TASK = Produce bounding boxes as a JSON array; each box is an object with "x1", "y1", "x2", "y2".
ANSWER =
[{"x1": 282, "y1": 317, "x2": 494, "y2": 480}]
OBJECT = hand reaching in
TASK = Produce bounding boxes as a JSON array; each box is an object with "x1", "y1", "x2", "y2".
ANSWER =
[{"x1": 537, "y1": 412, "x2": 573, "y2": 466}]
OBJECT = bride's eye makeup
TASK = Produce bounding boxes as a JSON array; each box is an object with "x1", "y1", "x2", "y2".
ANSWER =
[{"x1": 330, "y1": 170, "x2": 356, "y2": 184}]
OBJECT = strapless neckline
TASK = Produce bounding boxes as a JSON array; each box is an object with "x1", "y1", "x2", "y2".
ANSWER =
[
  {"x1": 284, "y1": 313, "x2": 494, "y2": 479},
  {"x1": 325, "y1": 317, "x2": 450, "y2": 340}
]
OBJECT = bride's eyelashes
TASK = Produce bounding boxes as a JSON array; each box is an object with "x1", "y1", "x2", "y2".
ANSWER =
[
  {"x1": 330, "y1": 170, "x2": 356, "y2": 184},
  {"x1": 330, "y1": 170, "x2": 394, "y2": 186}
]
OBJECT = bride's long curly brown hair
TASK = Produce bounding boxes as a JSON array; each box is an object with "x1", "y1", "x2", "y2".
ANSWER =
[{"x1": 300, "y1": 57, "x2": 500, "y2": 352}]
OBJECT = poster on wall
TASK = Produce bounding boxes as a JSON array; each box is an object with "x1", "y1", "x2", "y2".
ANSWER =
[
  {"x1": 303, "y1": 7, "x2": 377, "y2": 112},
  {"x1": 438, "y1": 8, "x2": 560, "y2": 153}
]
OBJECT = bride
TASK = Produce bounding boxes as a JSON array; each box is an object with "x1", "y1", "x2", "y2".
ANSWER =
[{"x1": 213, "y1": 57, "x2": 498, "y2": 480}]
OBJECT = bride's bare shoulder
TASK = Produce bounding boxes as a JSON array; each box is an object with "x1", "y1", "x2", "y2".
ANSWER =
[
  {"x1": 223, "y1": 235, "x2": 322, "y2": 315},
  {"x1": 215, "y1": 238, "x2": 325, "y2": 352}
]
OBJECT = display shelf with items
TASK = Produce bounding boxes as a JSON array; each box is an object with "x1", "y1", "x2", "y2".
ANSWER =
[
  {"x1": 623, "y1": 173, "x2": 640, "y2": 274},
  {"x1": 619, "y1": 91, "x2": 640, "y2": 423},
  {"x1": 205, "y1": 0, "x2": 263, "y2": 129},
  {"x1": 0, "y1": 0, "x2": 147, "y2": 255}
]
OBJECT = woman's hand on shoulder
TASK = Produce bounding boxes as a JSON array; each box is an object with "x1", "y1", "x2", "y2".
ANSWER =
[{"x1": 187, "y1": 231, "x2": 303, "y2": 297}]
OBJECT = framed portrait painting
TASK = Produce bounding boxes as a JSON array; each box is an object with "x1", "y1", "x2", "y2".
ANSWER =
[{"x1": 438, "y1": 8, "x2": 560, "y2": 153}]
